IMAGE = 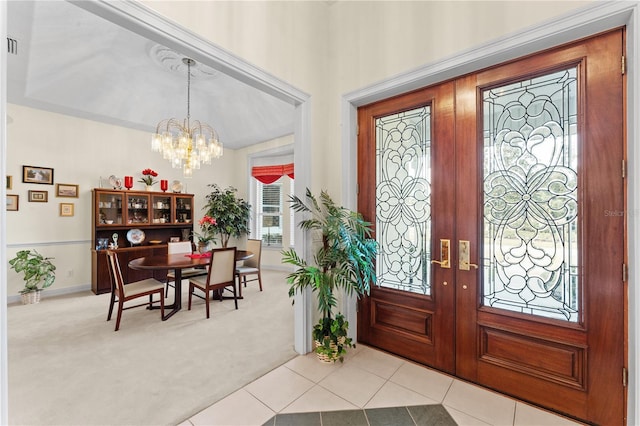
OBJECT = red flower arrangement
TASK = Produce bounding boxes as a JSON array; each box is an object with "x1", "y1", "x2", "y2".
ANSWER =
[
  {"x1": 194, "y1": 215, "x2": 218, "y2": 244},
  {"x1": 139, "y1": 168, "x2": 158, "y2": 186}
]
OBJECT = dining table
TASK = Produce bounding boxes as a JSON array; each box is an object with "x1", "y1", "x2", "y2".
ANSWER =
[{"x1": 128, "y1": 249, "x2": 253, "y2": 320}]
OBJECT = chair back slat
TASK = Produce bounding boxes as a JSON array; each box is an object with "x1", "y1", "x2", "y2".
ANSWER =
[
  {"x1": 168, "y1": 241, "x2": 193, "y2": 255},
  {"x1": 244, "y1": 239, "x2": 262, "y2": 268},
  {"x1": 106, "y1": 250, "x2": 125, "y2": 296},
  {"x1": 207, "y1": 247, "x2": 237, "y2": 285}
]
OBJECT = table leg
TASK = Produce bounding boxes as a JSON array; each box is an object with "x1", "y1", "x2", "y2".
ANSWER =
[{"x1": 162, "y1": 268, "x2": 182, "y2": 320}]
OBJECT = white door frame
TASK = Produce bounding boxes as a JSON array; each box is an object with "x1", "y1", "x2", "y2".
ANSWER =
[
  {"x1": 341, "y1": 2, "x2": 639, "y2": 423},
  {"x1": 0, "y1": 1, "x2": 312, "y2": 423}
]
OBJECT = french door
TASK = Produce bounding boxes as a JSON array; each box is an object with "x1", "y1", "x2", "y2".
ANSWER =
[{"x1": 357, "y1": 29, "x2": 626, "y2": 425}]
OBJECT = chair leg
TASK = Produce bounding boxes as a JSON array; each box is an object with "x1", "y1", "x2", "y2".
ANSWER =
[
  {"x1": 160, "y1": 289, "x2": 165, "y2": 320},
  {"x1": 115, "y1": 300, "x2": 124, "y2": 331},
  {"x1": 107, "y1": 290, "x2": 116, "y2": 321},
  {"x1": 258, "y1": 272, "x2": 263, "y2": 291},
  {"x1": 188, "y1": 284, "x2": 193, "y2": 310},
  {"x1": 237, "y1": 275, "x2": 243, "y2": 298},
  {"x1": 205, "y1": 288, "x2": 210, "y2": 319},
  {"x1": 232, "y1": 283, "x2": 238, "y2": 310}
]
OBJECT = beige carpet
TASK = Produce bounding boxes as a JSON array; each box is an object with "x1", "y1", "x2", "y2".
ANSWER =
[{"x1": 7, "y1": 269, "x2": 296, "y2": 426}]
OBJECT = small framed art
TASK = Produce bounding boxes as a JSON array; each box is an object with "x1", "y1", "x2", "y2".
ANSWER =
[
  {"x1": 22, "y1": 165, "x2": 54, "y2": 185},
  {"x1": 60, "y1": 203, "x2": 74, "y2": 217},
  {"x1": 6, "y1": 175, "x2": 12, "y2": 190},
  {"x1": 56, "y1": 183, "x2": 79, "y2": 198},
  {"x1": 28, "y1": 190, "x2": 48, "y2": 202},
  {"x1": 6, "y1": 194, "x2": 18, "y2": 211}
]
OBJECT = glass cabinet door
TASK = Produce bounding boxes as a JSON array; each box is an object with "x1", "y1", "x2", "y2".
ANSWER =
[
  {"x1": 97, "y1": 191, "x2": 123, "y2": 225},
  {"x1": 175, "y1": 196, "x2": 193, "y2": 224},
  {"x1": 126, "y1": 194, "x2": 150, "y2": 225},
  {"x1": 151, "y1": 195, "x2": 171, "y2": 224}
]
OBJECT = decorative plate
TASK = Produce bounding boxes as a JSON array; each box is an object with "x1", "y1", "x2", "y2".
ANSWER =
[
  {"x1": 171, "y1": 180, "x2": 183, "y2": 193},
  {"x1": 126, "y1": 229, "x2": 145, "y2": 245},
  {"x1": 149, "y1": 240, "x2": 162, "y2": 245}
]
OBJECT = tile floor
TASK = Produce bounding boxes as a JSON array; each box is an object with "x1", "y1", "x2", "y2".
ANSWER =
[{"x1": 180, "y1": 344, "x2": 585, "y2": 426}]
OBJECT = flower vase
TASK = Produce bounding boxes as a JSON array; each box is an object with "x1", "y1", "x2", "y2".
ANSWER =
[
  {"x1": 197, "y1": 242, "x2": 207, "y2": 253},
  {"x1": 146, "y1": 185, "x2": 153, "y2": 192}
]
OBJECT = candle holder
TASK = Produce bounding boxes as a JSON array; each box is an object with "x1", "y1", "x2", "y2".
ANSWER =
[{"x1": 160, "y1": 179, "x2": 168, "y2": 192}]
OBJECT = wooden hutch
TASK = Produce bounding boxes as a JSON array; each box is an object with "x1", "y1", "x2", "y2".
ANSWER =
[{"x1": 91, "y1": 188, "x2": 195, "y2": 294}]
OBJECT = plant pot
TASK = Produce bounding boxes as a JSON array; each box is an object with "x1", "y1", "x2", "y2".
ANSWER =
[
  {"x1": 145, "y1": 185, "x2": 153, "y2": 192},
  {"x1": 21, "y1": 290, "x2": 41, "y2": 305},
  {"x1": 314, "y1": 336, "x2": 346, "y2": 363},
  {"x1": 197, "y1": 242, "x2": 208, "y2": 253}
]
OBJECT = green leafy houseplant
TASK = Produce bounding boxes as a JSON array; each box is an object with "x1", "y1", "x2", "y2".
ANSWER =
[
  {"x1": 283, "y1": 189, "x2": 377, "y2": 362},
  {"x1": 9, "y1": 249, "x2": 56, "y2": 294},
  {"x1": 203, "y1": 184, "x2": 251, "y2": 247}
]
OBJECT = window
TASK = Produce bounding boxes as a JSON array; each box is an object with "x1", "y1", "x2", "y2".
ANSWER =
[{"x1": 258, "y1": 181, "x2": 283, "y2": 246}]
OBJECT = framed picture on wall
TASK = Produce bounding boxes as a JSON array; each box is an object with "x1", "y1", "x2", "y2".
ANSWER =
[
  {"x1": 22, "y1": 165, "x2": 54, "y2": 185},
  {"x1": 56, "y1": 183, "x2": 79, "y2": 198},
  {"x1": 60, "y1": 203, "x2": 74, "y2": 217},
  {"x1": 6, "y1": 175, "x2": 12, "y2": 190},
  {"x1": 6, "y1": 195, "x2": 18, "y2": 211},
  {"x1": 28, "y1": 190, "x2": 48, "y2": 203}
]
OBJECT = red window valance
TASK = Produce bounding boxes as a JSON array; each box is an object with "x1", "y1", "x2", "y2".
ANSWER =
[{"x1": 252, "y1": 163, "x2": 294, "y2": 184}]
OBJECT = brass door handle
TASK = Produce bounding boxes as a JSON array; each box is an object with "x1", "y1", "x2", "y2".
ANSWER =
[
  {"x1": 431, "y1": 239, "x2": 450, "y2": 268},
  {"x1": 459, "y1": 240, "x2": 479, "y2": 270}
]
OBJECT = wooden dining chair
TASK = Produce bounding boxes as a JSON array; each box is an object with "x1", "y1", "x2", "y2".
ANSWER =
[
  {"x1": 106, "y1": 250, "x2": 165, "y2": 331},
  {"x1": 188, "y1": 247, "x2": 238, "y2": 318},
  {"x1": 165, "y1": 241, "x2": 207, "y2": 297},
  {"x1": 235, "y1": 239, "x2": 263, "y2": 298}
]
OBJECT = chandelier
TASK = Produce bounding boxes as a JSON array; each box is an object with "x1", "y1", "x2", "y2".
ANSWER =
[{"x1": 151, "y1": 58, "x2": 223, "y2": 178}]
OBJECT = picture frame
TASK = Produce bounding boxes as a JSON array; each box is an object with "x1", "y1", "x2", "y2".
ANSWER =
[
  {"x1": 56, "y1": 183, "x2": 79, "y2": 198},
  {"x1": 6, "y1": 194, "x2": 18, "y2": 211},
  {"x1": 22, "y1": 165, "x2": 54, "y2": 185},
  {"x1": 169, "y1": 236, "x2": 181, "y2": 243},
  {"x1": 60, "y1": 203, "x2": 74, "y2": 217},
  {"x1": 28, "y1": 190, "x2": 48, "y2": 203},
  {"x1": 6, "y1": 175, "x2": 12, "y2": 190}
]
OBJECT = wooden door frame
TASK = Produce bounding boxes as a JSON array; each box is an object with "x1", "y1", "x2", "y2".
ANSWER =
[{"x1": 341, "y1": 2, "x2": 639, "y2": 424}]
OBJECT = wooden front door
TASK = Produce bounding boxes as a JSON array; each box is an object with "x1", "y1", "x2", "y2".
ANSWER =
[{"x1": 357, "y1": 29, "x2": 626, "y2": 425}]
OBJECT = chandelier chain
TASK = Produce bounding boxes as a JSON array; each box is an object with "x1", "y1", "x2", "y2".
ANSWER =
[{"x1": 186, "y1": 59, "x2": 191, "y2": 124}]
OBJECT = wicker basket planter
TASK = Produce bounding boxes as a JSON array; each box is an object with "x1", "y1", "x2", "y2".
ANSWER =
[
  {"x1": 314, "y1": 336, "x2": 347, "y2": 363},
  {"x1": 21, "y1": 290, "x2": 41, "y2": 305}
]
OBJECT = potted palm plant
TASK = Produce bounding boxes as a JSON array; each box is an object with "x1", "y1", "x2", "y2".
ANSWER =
[
  {"x1": 9, "y1": 249, "x2": 56, "y2": 304},
  {"x1": 203, "y1": 184, "x2": 251, "y2": 247},
  {"x1": 282, "y1": 189, "x2": 377, "y2": 362}
]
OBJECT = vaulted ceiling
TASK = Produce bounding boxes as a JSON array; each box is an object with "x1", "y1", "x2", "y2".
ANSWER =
[{"x1": 7, "y1": 0, "x2": 296, "y2": 150}]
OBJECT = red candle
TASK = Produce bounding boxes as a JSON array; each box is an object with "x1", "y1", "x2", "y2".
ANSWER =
[
  {"x1": 160, "y1": 179, "x2": 168, "y2": 192},
  {"x1": 124, "y1": 176, "x2": 133, "y2": 190}
]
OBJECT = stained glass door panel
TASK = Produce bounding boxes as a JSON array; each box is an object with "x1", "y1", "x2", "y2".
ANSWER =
[
  {"x1": 482, "y1": 68, "x2": 579, "y2": 322},
  {"x1": 376, "y1": 106, "x2": 432, "y2": 295}
]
